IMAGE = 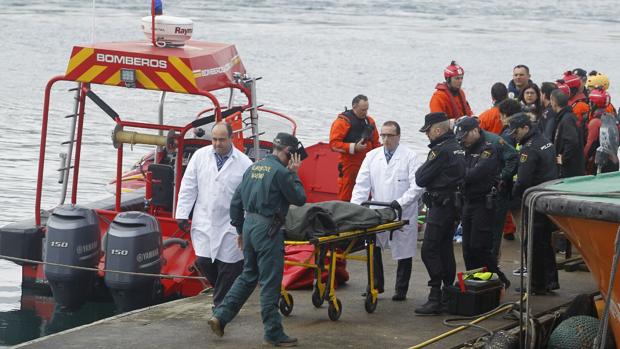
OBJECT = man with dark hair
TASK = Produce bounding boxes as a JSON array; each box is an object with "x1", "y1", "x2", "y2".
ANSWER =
[
  {"x1": 429, "y1": 61, "x2": 473, "y2": 119},
  {"x1": 497, "y1": 99, "x2": 523, "y2": 146},
  {"x1": 508, "y1": 65, "x2": 533, "y2": 99},
  {"x1": 507, "y1": 113, "x2": 559, "y2": 294},
  {"x1": 329, "y1": 95, "x2": 381, "y2": 201},
  {"x1": 414, "y1": 112, "x2": 466, "y2": 315},
  {"x1": 479, "y1": 82, "x2": 509, "y2": 135},
  {"x1": 539, "y1": 82, "x2": 558, "y2": 140},
  {"x1": 550, "y1": 89, "x2": 585, "y2": 178},
  {"x1": 208, "y1": 132, "x2": 307, "y2": 347},
  {"x1": 175, "y1": 122, "x2": 252, "y2": 307},
  {"x1": 352, "y1": 121, "x2": 423, "y2": 301}
]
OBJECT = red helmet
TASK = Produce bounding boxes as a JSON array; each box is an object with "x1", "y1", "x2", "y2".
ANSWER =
[
  {"x1": 444, "y1": 61, "x2": 464, "y2": 79},
  {"x1": 562, "y1": 71, "x2": 581, "y2": 89},
  {"x1": 555, "y1": 81, "x2": 571, "y2": 96},
  {"x1": 589, "y1": 88, "x2": 611, "y2": 109}
]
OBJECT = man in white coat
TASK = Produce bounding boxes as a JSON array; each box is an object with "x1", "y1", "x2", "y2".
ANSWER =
[
  {"x1": 175, "y1": 122, "x2": 253, "y2": 307},
  {"x1": 351, "y1": 121, "x2": 424, "y2": 301}
]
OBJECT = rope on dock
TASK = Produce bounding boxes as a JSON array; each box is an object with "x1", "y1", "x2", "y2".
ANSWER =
[{"x1": 0, "y1": 254, "x2": 207, "y2": 280}]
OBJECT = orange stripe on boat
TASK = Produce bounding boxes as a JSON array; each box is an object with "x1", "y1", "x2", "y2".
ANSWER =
[
  {"x1": 66, "y1": 48, "x2": 94, "y2": 75},
  {"x1": 77, "y1": 65, "x2": 108, "y2": 83},
  {"x1": 156, "y1": 72, "x2": 187, "y2": 93},
  {"x1": 169, "y1": 56, "x2": 197, "y2": 88}
]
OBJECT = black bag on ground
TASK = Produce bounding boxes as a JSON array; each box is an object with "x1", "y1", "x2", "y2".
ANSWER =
[{"x1": 283, "y1": 201, "x2": 396, "y2": 241}]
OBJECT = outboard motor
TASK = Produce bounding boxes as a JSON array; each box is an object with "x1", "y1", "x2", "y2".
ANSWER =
[
  {"x1": 44, "y1": 205, "x2": 100, "y2": 310},
  {"x1": 104, "y1": 212, "x2": 162, "y2": 312}
]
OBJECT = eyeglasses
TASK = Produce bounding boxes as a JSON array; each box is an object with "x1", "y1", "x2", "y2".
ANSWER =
[{"x1": 380, "y1": 133, "x2": 398, "y2": 138}]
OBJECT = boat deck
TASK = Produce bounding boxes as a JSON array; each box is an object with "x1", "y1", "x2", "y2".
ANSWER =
[{"x1": 15, "y1": 239, "x2": 597, "y2": 349}]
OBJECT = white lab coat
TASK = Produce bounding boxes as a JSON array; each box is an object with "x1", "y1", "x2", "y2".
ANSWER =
[
  {"x1": 351, "y1": 144, "x2": 423, "y2": 260},
  {"x1": 175, "y1": 145, "x2": 252, "y2": 263}
]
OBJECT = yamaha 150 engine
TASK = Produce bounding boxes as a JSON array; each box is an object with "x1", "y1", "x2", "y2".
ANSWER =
[
  {"x1": 44, "y1": 205, "x2": 100, "y2": 310},
  {"x1": 104, "y1": 212, "x2": 162, "y2": 312}
]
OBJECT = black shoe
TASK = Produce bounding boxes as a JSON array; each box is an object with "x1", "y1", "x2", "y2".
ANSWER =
[
  {"x1": 546, "y1": 281, "x2": 560, "y2": 291},
  {"x1": 514, "y1": 287, "x2": 546, "y2": 295},
  {"x1": 208, "y1": 316, "x2": 224, "y2": 337},
  {"x1": 392, "y1": 293, "x2": 406, "y2": 301},
  {"x1": 503, "y1": 233, "x2": 515, "y2": 241},
  {"x1": 263, "y1": 336, "x2": 299, "y2": 347},
  {"x1": 414, "y1": 300, "x2": 441, "y2": 315}
]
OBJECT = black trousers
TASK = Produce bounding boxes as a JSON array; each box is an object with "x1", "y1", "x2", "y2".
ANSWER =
[
  {"x1": 421, "y1": 204, "x2": 457, "y2": 290},
  {"x1": 195, "y1": 256, "x2": 244, "y2": 307},
  {"x1": 462, "y1": 199, "x2": 508, "y2": 284},
  {"x1": 373, "y1": 247, "x2": 412, "y2": 295},
  {"x1": 529, "y1": 212, "x2": 559, "y2": 290}
]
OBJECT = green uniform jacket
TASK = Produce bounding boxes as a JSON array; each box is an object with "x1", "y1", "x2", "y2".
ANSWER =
[
  {"x1": 230, "y1": 154, "x2": 307, "y2": 233},
  {"x1": 482, "y1": 130, "x2": 518, "y2": 182}
]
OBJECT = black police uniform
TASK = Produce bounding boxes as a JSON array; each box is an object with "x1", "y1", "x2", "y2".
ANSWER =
[
  {"x1": 415, "y1": 113, "x2": 465, "y2": 314},
  {"x1": 512, "y1": 125, "x2": 559, "y2": 293},
  {"x1": 460, "y1": 131, "x2": 509, "y2": 287}
]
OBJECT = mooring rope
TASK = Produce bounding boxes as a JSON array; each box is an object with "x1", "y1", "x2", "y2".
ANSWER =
[{"x1": 0, "y1": 254, "x2": 207, "y2": 280}]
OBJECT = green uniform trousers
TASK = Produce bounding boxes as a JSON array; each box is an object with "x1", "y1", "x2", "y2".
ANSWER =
[{"x1": 214, "y1": 214, "x2": 287, "y2": 342}]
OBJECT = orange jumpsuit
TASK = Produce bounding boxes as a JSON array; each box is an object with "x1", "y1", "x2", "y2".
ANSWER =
[
  {"x1": 478, "y1": 106, "x2": 503, "y2": 135},
  {"x1": 569, "y1": 92, "x2": 590, "y2": 128},
  {"x1": 429, "y1": 83, "x2": 473, "y2": 119},
  {"x1": 329, "y1": 111, "x2": 380, "y2": 201}
]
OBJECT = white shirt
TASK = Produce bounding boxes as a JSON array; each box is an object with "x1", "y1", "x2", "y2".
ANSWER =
[
  {"x1": 351, "y1": 144, "x2": 424, "y2": 260},
  {"x1": 175, "y1": 145, "x2": 252, "y2": 263}
]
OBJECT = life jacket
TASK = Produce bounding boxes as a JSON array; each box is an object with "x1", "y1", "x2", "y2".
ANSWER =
[
  {"x1": 435, "y1": 83, "x2": 472, "y2": 119},
  {"x1": 338, "y1": 110, "x2": 376, "y2": 143}
]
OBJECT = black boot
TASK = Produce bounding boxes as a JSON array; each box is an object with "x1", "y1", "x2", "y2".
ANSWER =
[{"x1": 415, "y1": 288, "x2": 442, "y2": 316}]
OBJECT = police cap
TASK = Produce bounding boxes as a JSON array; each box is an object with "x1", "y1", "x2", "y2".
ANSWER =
[
  {"x1": 454, "y1": 117, "x2": 479, "y2": 140},
  {"x1": 419, "y1": 112, "x2": 448, "y2": 133},
  {"x1": 273, "y1": 132, "x2": 299, "y2": 148},
  {"x1": 506, "y1": 112, "x2": 531, "y2": 135}
]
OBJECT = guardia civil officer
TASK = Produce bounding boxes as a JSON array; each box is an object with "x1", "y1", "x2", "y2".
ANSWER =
[
  {"x1": 208, "y1": 133, "x2": 307, "y2": 347},
  {"x1": 508, "y1": 113, "x2": 559, "y2": 294},
  {"x1": 454, "y1": 117, "x2": 510, "y2": 289},
  {"x1": 414, "y1": 112, "x2": 466, "y2": 315}
]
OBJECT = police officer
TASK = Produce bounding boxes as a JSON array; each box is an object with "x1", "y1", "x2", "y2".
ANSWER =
[
  {"x1": 455, "y1": 117, "x2": 510, "y2": 289},
  {"x1": 507, "y1": 113, "x2": 559, "y2": 294},
  {"x1": 208, "y1": 133, "x2": 307, "y2": 347},
  {"x1": 414, "y1": 112, "x2": 466, "y2": 315}
]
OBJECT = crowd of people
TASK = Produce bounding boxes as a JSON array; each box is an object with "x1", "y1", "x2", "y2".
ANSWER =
[
  {"x1": 180, "y1": 62, "x2": 618, "y2": 347},
  {"x1": 328, "y1": 62, "x2": 620, "y2": 315}
]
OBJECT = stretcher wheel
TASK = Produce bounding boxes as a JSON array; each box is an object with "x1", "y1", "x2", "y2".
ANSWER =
[
  {"x1": 312, "y1": 288, "x2": 324, "y2": 308},
  {"x1": 364, "y1": 292, "x2": 377, "y2": 313},
  {"x1": 328, "y1": 299, "x2": 342, "y2": 321},
  {"x1": 279, "y1": 295, "x2": 294, "y2": 316}
]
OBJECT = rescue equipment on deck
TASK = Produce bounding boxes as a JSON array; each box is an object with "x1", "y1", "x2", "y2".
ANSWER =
[{"x1": 445, "y1": 267, "x2": 502, "y2": 316}]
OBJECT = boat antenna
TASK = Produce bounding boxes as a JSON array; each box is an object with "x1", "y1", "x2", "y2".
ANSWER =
[{"x1": 91, "y1": 0, "x2": 96, "y2": 43}]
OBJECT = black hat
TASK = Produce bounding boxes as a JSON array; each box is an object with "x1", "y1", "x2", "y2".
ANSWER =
[
  {"x1": 506, "y1": 112, "x2": 531, "y2": 135},
  {"x1": 419, "y1": 112, "x2": 448, "y2": 132},
  {"x1": 454, "y1": 117, "x2": 480, "y2": 140},
  {"x1": 273, "y1": 132, "x2": 299, "y2": 148},
  {"x1": 572, "y1": 68, "x2": 587, "y2": 80}
]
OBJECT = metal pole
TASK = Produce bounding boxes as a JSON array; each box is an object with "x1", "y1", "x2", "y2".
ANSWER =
[
  {"x1": 59, "y1": 82, "x2": 81, "y2": 205},
  {"x1": 248, "y1": 78, "x2": 260, "y2": 161},
  {"x1": 156, "y1": 91, "x2": 166, "y2": 164}
]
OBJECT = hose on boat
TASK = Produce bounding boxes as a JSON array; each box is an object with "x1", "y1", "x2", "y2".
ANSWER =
[{"x1": 0, "y1": 253, "x2": 207, "y2": 280}]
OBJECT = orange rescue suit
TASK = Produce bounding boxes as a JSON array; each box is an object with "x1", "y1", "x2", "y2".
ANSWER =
[
  {"x1": 569, "y1": 91, "x2": 590, "y2": 128},
  {"x1": 329, "y1": 111, "x2": 380, "y2": 201},
  {"x1": 478, "y1": 106, "x2": 503, "y2": 135},
  {"x1": 429, "y1": 82, "x2": 473, "y2": 119}
]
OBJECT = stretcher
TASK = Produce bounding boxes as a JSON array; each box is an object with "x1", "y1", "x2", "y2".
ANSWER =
[{"x1": 279, "y1": 201, "x2": 408, "y2": 321}]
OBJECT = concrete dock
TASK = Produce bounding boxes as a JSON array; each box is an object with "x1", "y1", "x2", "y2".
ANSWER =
[{"x1": 15, "y1": 239, "x2": 596, "y2": 349}]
